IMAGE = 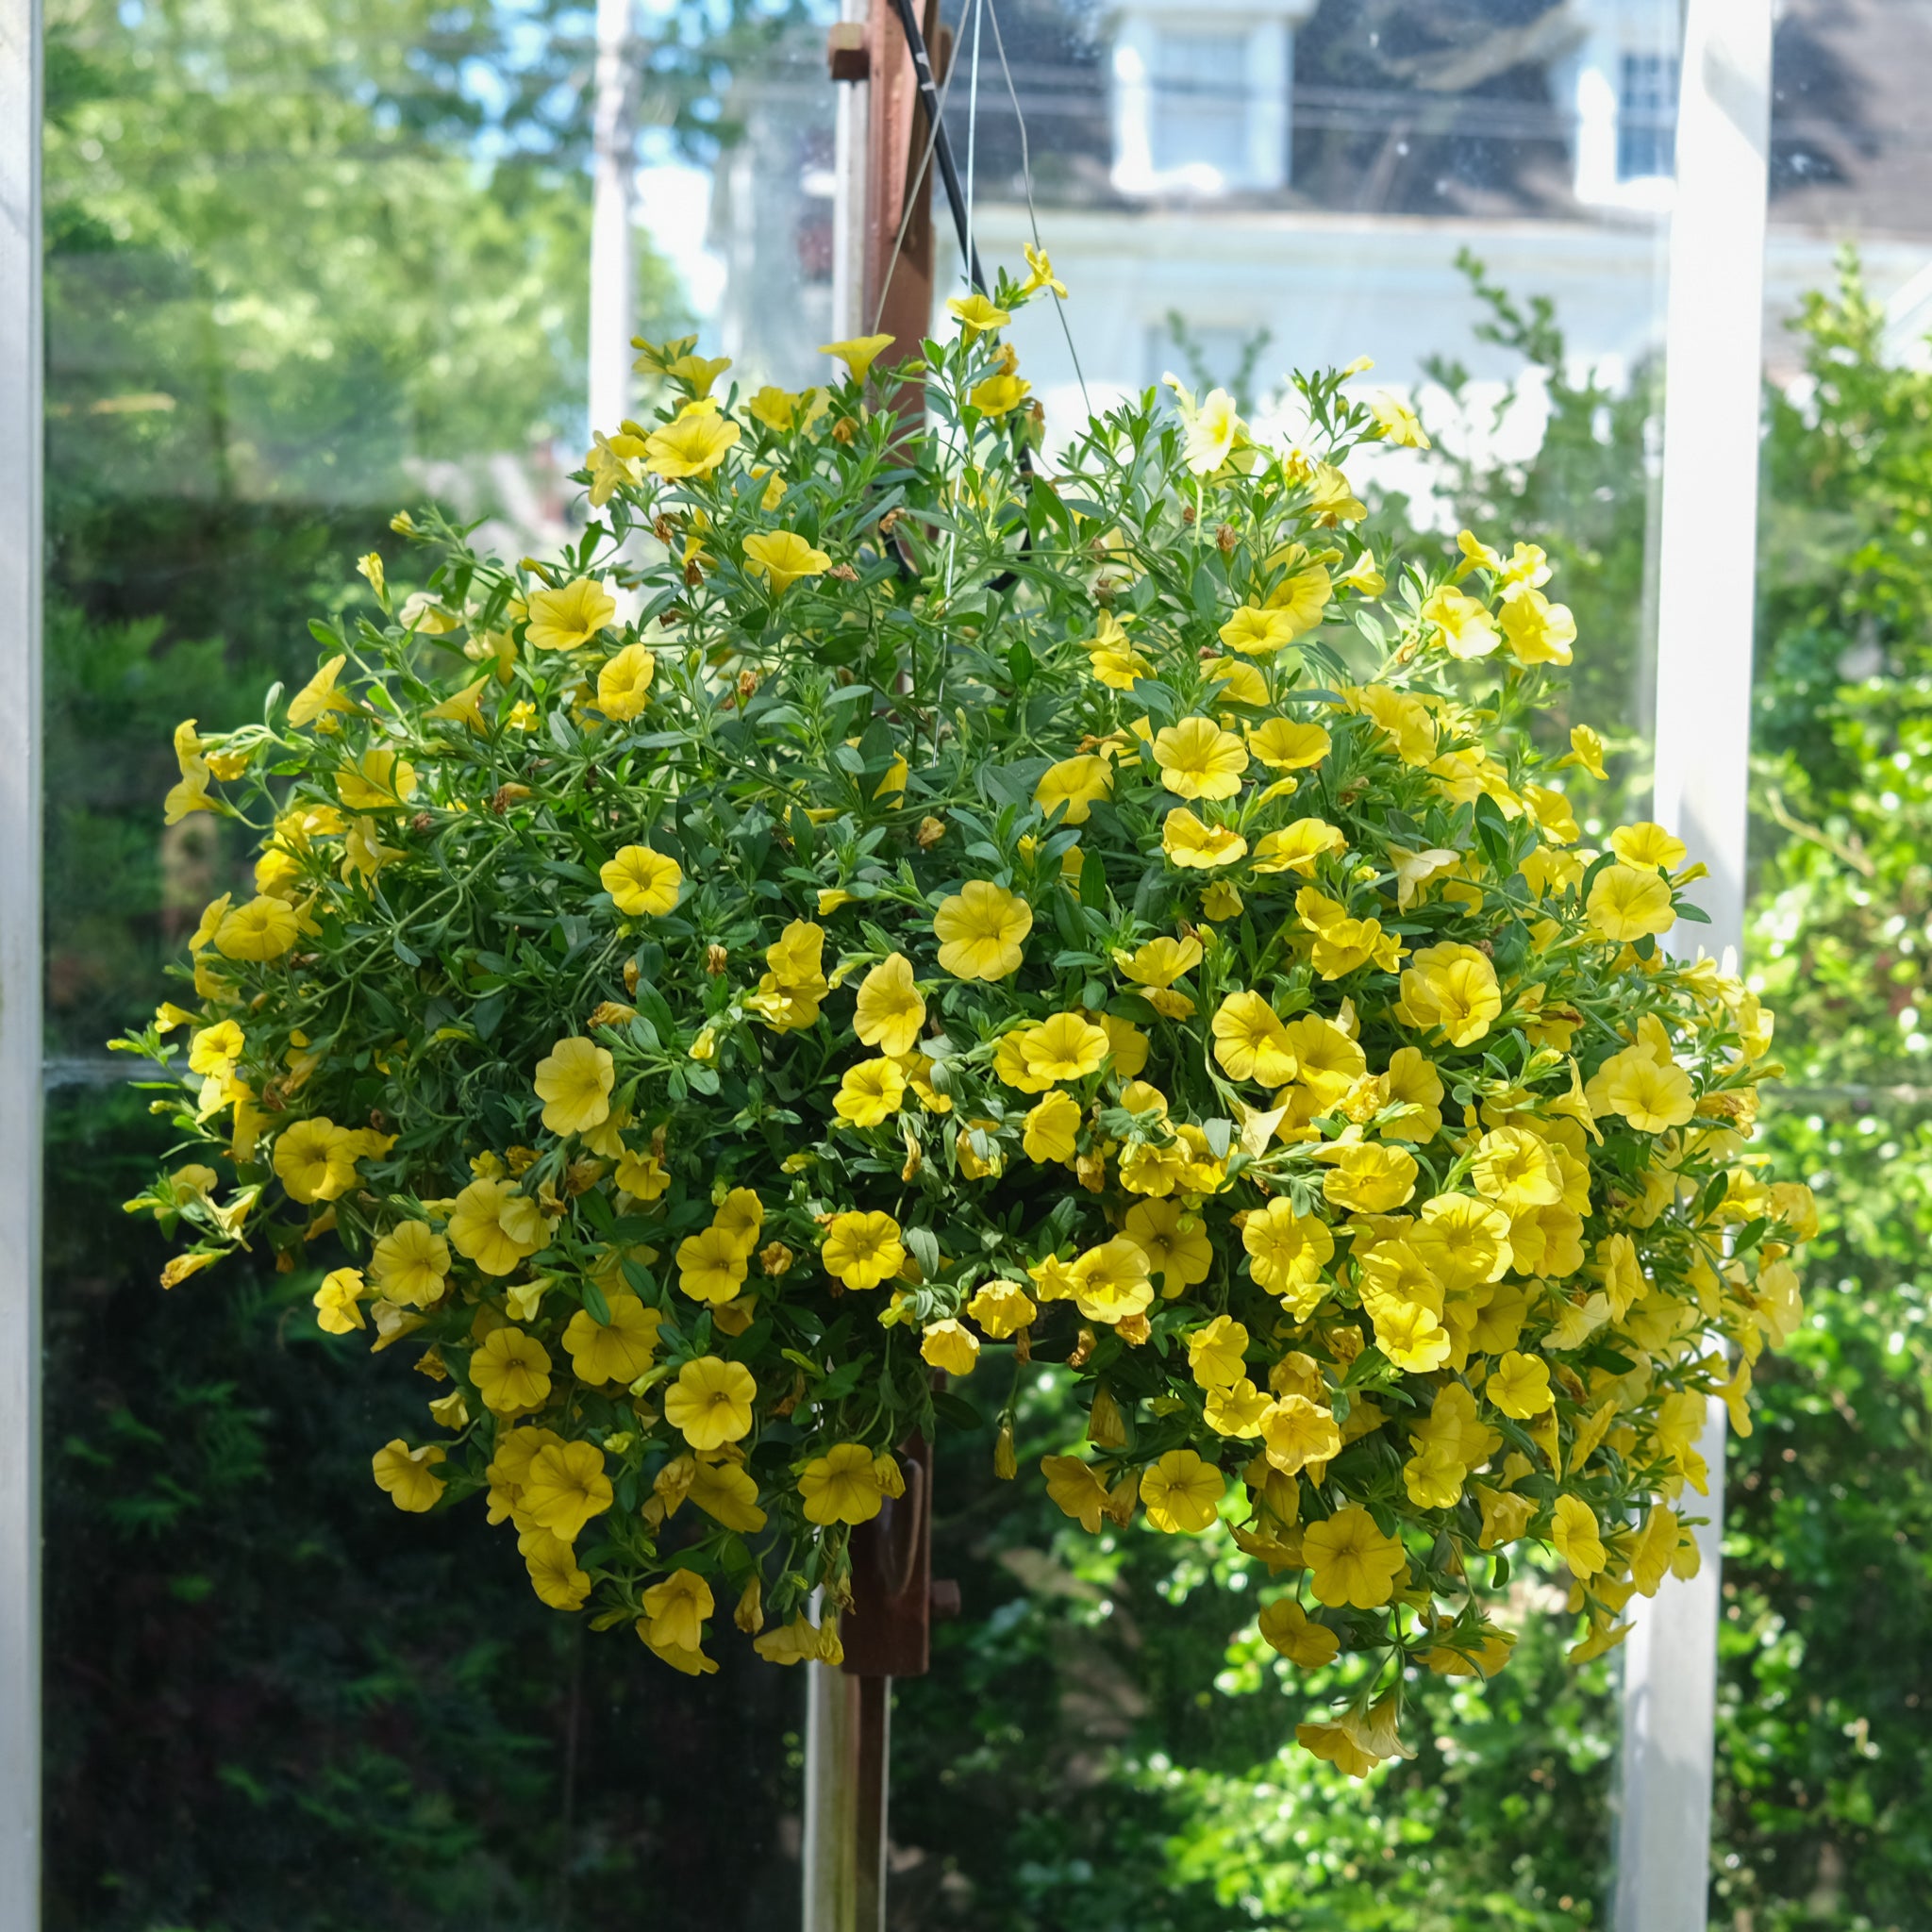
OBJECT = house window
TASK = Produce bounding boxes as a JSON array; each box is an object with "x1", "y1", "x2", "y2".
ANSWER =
[
  {"x1": 1617, "y1": 52, "x2": 1678, "y2": 180},
  {"x1": 1149, "y1": 29, "x2": 1251, "y2": 181}
]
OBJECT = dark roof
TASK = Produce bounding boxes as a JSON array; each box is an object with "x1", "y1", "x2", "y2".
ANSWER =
[{"x1": 929, "y1": 0, "x2": 1932, "y2": 235}]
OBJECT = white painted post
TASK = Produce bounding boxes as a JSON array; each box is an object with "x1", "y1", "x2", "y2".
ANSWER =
[
  {"x1": 1619, "y1": 3, "x2": 1772, "y2": 1926},
  {"x1": 589, "y1": 0, "x2": 638, "y2": 437},
  {"x1": 0, "y1": 0, "x2": 42, "y2": 1920},
  {"x1": 830, "y1": 0, "x2": 872, "y2": 343}
]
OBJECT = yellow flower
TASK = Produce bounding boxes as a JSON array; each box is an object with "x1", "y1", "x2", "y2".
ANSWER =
[
  {"x1": 1566, "y1": 724, "x2": 1608, "y2": 778},
  {"x1": 1488, "y1": 1351, "x2": 1554, "y2": 1419},
  {"x1": 1243, "y1": 1198, "x2": 1335, "y2": 1313},
  {"x1": 643, "y1": 408, "x2": 741, "y2": 477},
  {"x1": 273, "y1": 1117, "x2": 360, "y2": 1205},
  {"x1": 213, "y1": 895, "x2": 299, "y2": 962},
  {"x1": 1160, "y1": 808, "x2": 1247, "y2": 869},
  {"x1": 676, "y1": 1225, "x2": 751, "y2": 1305},
  {"x1": 1474, "y1": 1484, "x2": 1537, "y2": 1550},
  {"x1": 933, "y1": 880, "x2": 1032, "y2": 981},
  {"x1": 1304, "y1": 1504, "x2": 1405, "y2": 1607},
  {"x1": 372, "y1": 1440, "x2": 446, "y2": 1513},
  {"x1": 1587, "y1": 863, "x2": 1674, "y2": 941},
  {"x1": 854, "y1": 953, "x2": 925, "y2": 1057},
  {"x1": 970, "y1": 372, "x2": 1030, "y2": 416},
  {"x1": 1408, "y1": 1192, "x2": 1510, "y2": 1293},
  {"x1": 448, "y1": 1175, "x2": 547, "y2": 1274},
  {"x1": 820, "y1": 334, "x2": 896, "y2": 384},
  {"x1": 742, "y1": 529, "x2": 832, "y2": 591},
  {"x1": 1175, "y1": 383, "x2": 1244, "y2": 475},
  {"x1": 1498, "y1": 583, "x2": 1575, "y2": 665},
  {"x1": 1396, "y1": 941, "x2": 1502, "y2": 1046},
  {"x1": 921, "y1": 1319, "x2": 980, "y2": 1376},
  {"x1": 1212, "y1": 992, "x2": 1299, "y2": 1085},
  {"x1": 822, "y1": 1209, "x2": 905, "y2": 1290},
  {"x1": 1597, "y1": 1046, "x2": 1695, "y2": 1132},
  {"x1": 1069, "y1": 1235, "x2": 1155, "y2": 1324},
  {"x1": 313, "y1": 1267, "x2": 367, "y2": 1334},
  {"x1": 525, "y1": 576, "x2": 616, "y2": 651},
  {"x1": 1186, "y1": 1314, "x2": 1249, "y2": 1389},
  {"x1": 1020, "y1": 243, "x2": 1067, "y2": 297},
  {"x1": 1251, "y1": 818, "x2": 1345, "y2": 877},
  {"x1": 521, "y1": 1441, "x2": 613, "y2": 1542},
  {"x1": 663, "y1": 1356, "x2": 758, "y2": 1449},
  {"x1": 470, "y1": 1326, "x2": 554, "y2": 1415},
  {"x1": 1351, "y1": 684, "x2": 1438, "y2": 765},
  {"x1": 563, "y1": 1292, "x2": 663, "y2": 1386},
  {"x1": 521, "y1": 1527, "x2": 591, "y2": 1608},
  {"x1": 601, "y1": 845, "x2": 683, "y2": 917},
  {"x1": 966, "y1": 1279, "x2": 1037, "y2": 1338},
  {"x1": 1295, "y1": 1721, "x2": 1375, "y2": 1780},
  {"x1": 1041, "y1": 1454, "x2": 1111, "y2": 1532},
  {"x1": 371, "y1": 1220, "x2": 451, "y2": 1307},
  {"x1": 533, "y1": 1036, "x2": 614, "y2": 1136},
  {"x1": 688, "y1": 1457, "x2": 767, "y2": 1533},
  {"x1": 1550, "y1": 1494, "x2": 1607, "y2": 1577},
  {"x1": 1258, "y1": 1596, "x2": 1341, "y2": 1668},
  {"x1": 1204, "y1": 658, "x2": 1268, "y2": 705},
  {"x1": 947, "y1": 290, "x2": 1010, "y2": 340},
  {"x1": 1152, "y1": 716, "x2": 1248, "y2": 800},
  {"x1": 1086, "y1": 613, "x2": 1154, "y2": 690},
  {"x1": 834, "y1": 1057, "x2": 907, "y2": 1127},
  {"x1": 1419, "y1": 585, "x2": 1500, "y2": 659},
  {"x1": 1035, "y1": 754, "x2": 1114, "y2": 825},
  {"x1": 1260, "y1": 1393, "x2": 1342, "y2": 1475},
  {"x1": 1021, "y1": 1011, "x2": 1110, "y2": 1084},
  {"x1": 1609, "y1": 820, "x2": 1689, "y2": 872},
  {"x1": 1217, "y1": 605, "x2": 1303, "y2": 656},
  {"x1": 336, "y1": 747, "x2": 418, "y2": 811},
  {"x1": 1023, "y1": 1090, "x2": 1083, "y2": 1163},
  {"x1": 1368, "y1": 391, "x2": 1429, "y2": 447},
  {"x1": 1140, "y1": 1450, "x2": 1224, "y2": 1534},
  {"x1": 1318, "y1": 1141, "x2": 1417, "y2": 1214},
  {"x1": 1372, "y1": 1297, "x2": 1451, "y2": 1372},
  {"x1": 595, "y1": 643, "x2": 657, "y2": 721},
  {"x1": 1208, "y1": 1377, "x2": 1275, "y2": 1441},
  {"x1": 1243, "y1": 722, "x2": 1337, "y2": 773},
  {"x1": 1125, "y1": 1198, "x2": 1212, "y2": 1293},
  {"x1": 799, "y1": 1441, "x2": 886, "y2": 1524},
  {"x1": 1340, "y1": 549, "x2": 1386, "y2": 596},
  {"x1": 288, "y1": 658, "x2": 360, "y2": 728}
]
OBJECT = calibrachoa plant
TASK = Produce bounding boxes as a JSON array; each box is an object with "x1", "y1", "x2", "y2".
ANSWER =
[{"x1": 120, "y1": 262, "x2": 1813, "y2": 1772}]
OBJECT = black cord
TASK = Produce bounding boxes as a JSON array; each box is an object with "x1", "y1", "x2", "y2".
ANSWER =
[{"x1": 888, "y1": 0, "x2": 990, "y2": 298}]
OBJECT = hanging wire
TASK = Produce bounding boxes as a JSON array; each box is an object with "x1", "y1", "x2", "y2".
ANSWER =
[
  {"x1": 963, "y1": 0, "x2": 985, "y2": 298},
  {"x1": 870, "y1": 9, "x2": 967, "y2": 332},
  {"x1": 983, "y1": 0, "x2": 1091, "y2": 413}
]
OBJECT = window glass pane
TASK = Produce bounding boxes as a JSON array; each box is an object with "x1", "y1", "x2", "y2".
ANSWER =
[
  {"x1": 40, "y1": 3, "x2": 824, "y2": 1924},
  {"x1": 1717, "y1": 3, "x2": 1932, "y2": 1924}
]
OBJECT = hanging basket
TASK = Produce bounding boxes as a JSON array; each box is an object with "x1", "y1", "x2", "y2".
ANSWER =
[{"x1": 122, "y1": 275, "x2": 1812, "y2": 1772}]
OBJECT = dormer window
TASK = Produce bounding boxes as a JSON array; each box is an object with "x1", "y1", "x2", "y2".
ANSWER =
[
  {"x1": 1616, "y1": 51, "x2": 1678, "y2": 180},
  {"x1": 1109, "y1": 1, "x2": 1314, "y2": 197}
]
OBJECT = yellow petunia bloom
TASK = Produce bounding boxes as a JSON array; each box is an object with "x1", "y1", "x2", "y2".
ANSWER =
[
  {"x1": 1069, "y1": 1235, "x2": 1154, "y2": 1324},
  {"x1": 563, "y1": 1292, "x2": 663, "y2": 1386},
  {"x1": 1587, "y1": 863, "x2": 1675, "y2": 941},
  {"x1": 601, "y1": 845, "x2": 683, "y2": 918},
  {"x1": 1246, "y1": 717, "x2": 1331, "y2": 771},
  {"x1": 471, "y1": 1326, "x2": 554, "y2": 1415},
  {"x1": 663, "y1": 1356, "x2": 758, "y2": 1449},
  {"x1": 1125, "y1": 1198, "x2": 1212, "y2": 1293},
  {"x1": 932, "y1": 880, "x2": 1032, "y2": 981},
  {"x1": 1259, "y1": 1596, "x2": 1341, "y2": 1668},
  {"x1": 1608, "y1": 820, "x2": 1689, "y2": 872},
  {"x1": 336, "y1": 748, "x2": 418, "y2": 812},
  {"x1": 1212, "y1": 992, "x2": 1299, "y2": 1086},
  {"x1": 1251, "y1": 818, "x2": 1345, "y2": 877},
  {"x1": 644, "y1": 408, "x2": 741, "y2": 478},
  {"x1": 1549, "y1": 1493, "x2": 1607, "y2": 1578},
  {"x1": 1035, "y1": 753, "x2": 1113, "y2": 825},
  {"x1": 676, "y1": 1224, "x2": 751, "y2": 1305},
  {"x1": 1140, "y1": 1449, "x2": 1224, "y2": 1534},
  {"x1": 921, "y1": 1318, "x2": 980, "y2": 1376},
  {"x1": 533, "y1": 1036, "x2": 614, "y2": 1136},
  {"x1": 372, "y1": 1440, "x2": 446, "y2": 1513},
  {"x1": 742, "y1": 529, "x2": 833, "y2": 591},
  {"x1": 1396, "y1": 941, "x2": 1502, "y2": 1047},
  {"x1": 371, "y1": 1221, "x2": 451, "y2": 1307},
  {"x1": 854, "y1": 952, "x2": 925, "y2": 1058},
  {"x1": 213, "y1": 895, "x2": 300, "y2": 962},
  {"x1": 1161, "y1": 808, "x2": 1247, "y2": 869},
  {"x1": 1023, "y1": 1090, "x2": 1083, "y2": 1163},
  {"x1": 820, "y1": 334, "x2": 897, "y2": 384},
  {"x1": 821, "y1": 1209, "x2": 905, "y2": 1290},
  {"x1": 1152, "y1": 716, "x2": 1249, "y2": 800},
  {"x1": 834, "y1": 1057, "x2": 907, "y2": 1127},
  {"x1": 1304, "y1": 1504, "x2": 1405, "y2": 1607},
  {"x1": 521, "y1": 1441, "x2": 612, "y2": 1542},
  {"x1": 595, "y1": 643, "x2": 657, "y2": 721},
  {"x1": 799, "y1": 1441, "x2": 885, "y2": 1524},
  {"x1": 525, "y1": 577, "x2": 616, "y2": 652}
]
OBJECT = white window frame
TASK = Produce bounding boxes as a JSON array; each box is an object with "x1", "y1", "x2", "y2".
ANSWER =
[{"x1": 0, "y1": 0, "x2": 42, "y2": 1920}]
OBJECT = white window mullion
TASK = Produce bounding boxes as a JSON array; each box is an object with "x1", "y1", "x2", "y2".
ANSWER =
[{"x1": 0, "y1": 0, "x2": 44, "y2": 1917}]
